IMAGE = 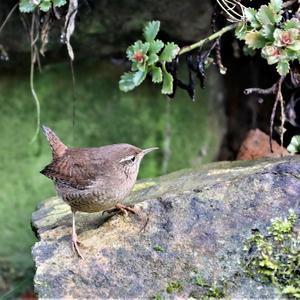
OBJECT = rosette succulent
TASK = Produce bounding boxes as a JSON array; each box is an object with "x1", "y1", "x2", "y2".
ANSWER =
[
  {"x1": 236, "y1": 0, "x2": 300, "y2": 75},
  {"x1": 119, "y1": 21, "x2": 180, "y2": 94},
  {"x1": 19, "y1": 0, "x2": 67, "y2": 12}
]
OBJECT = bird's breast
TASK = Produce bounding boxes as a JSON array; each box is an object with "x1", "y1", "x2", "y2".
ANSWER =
[{"x1": 55, "y1": 176, "x2": 136, "y2": 213}]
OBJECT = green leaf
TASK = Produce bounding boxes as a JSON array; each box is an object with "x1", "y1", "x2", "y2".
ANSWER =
[
  {"x1": 126, "y1": 40, "x2": 149, "y2": 62},
  {"x1": 273, "y1": 28, "x2": 283, "y2": 43},
  {"x1": 149, "y1": 40, "x2": 164, "y2": 54},
  {"x1": 245, "y1": 32, "x2": 266, "y2": 49},
  {"x1": 131, "y1": 61, "x2": 139, "y2": 71},
  {"x1": 244, "y1": 8, "x2": 260, "y2": 28},
  {"x1": 276, "y1": 60, "x2": 290, "y2": 76},
  {"x1": 119, "y1": 72, "x2": 136, "y2": 92},
  {"x1": 261, "y1": 45, "x2": 280, "y2": 64},
  {"x1": 53, "y1": 0, "x2": 67, "y2": 7},
  {"x1": 287, "y1": 135, "x2": 300, "y2": 153},
  {"x1": 287, "y1": 28, "x2": 299, "y2": 41},
  {"x1": 143, "y1": 21, "x2": 160, "y2": 42},
  {"x1": 19, "y1": 0, "x2": 36, "y2": 12},
  {"x1": 138, "y1": 61, "x2": 148, "y2": 72},
  {"x1": 151, "y1": 66, "x2": 162, "y2": 83},
  {"x1": 161, "y1": 70, "x2": 173, "y2": 94},
  {"x1": 269, "y1": 0, "x2": 282, "y2": 13},
  {"x1": 257, "y1": 5, "x2": 277, "y2": 26},
  {"x1": 131, "y1": 40, "x2": 149, "y2": 54},
  {"x1": 287, "y1": 40, "x2": 300, "y2": 51},
  {"x1": 274, "y1": 28, "x2": 299, "y2": 47},
  {"x1": 39, "y1": 0, "x2": 52, "y2": 12},
  {"x1": 243, "y1": 45, "x2": 256, "y2": 56},
  {"x1": 126, "y1": 45, "x2": 135, "y2": 61},
  {"x1": 260, "y1": 25, "x2": 275, "y2": 40},
  {"x1": 132, "y1": 70, "x2": 147, "y2": 86},
  {"x1": 147, "y1": 53, "x2": 159, "y2": 65},
  {"x1": 160, "y1": 42, "x2": 179, "y2": 62},
  {"x1": 141, "y1": 42, "x2": 150, "y2": 54},
  {"x1": 284, "y1": 18, "x2": 300, "y2": 30},
  {"x1": 235, "y1": 24, "x2": 249, "y2": 40}
]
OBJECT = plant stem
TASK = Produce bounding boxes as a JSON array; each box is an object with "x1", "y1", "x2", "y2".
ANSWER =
[
  {"x1": 269, "y1": 76, "x2": 285, "y2": 153},
  {"x1": 29, "y1": 13, "x2": 40, "y2": 144},
  {"x1": 0, "y1": 3, "x2": 18, "y2": 36},
  {"x1": 178, "y1": 23, "x2": 238, "y2": 55},
  {"x1": 244, "y1": 83, "x2": 278, "y2": 95},
  {"x1": 29, "y1": 52, "x2": 40, "y2": 144}
]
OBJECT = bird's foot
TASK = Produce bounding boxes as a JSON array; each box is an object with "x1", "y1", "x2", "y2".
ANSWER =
[
  {"x1": 71, "y1": 233, "x2": 84, "y2": 259},
  {"x1": 116, "y1": 203, "x2": 140, "y2": 216},
  {"x1": 102, "y1": 203, "x2": 139, "y2": 216}
]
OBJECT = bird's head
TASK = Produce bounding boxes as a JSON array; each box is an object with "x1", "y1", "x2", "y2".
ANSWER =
[{"x1": 117, "y1": 144, "x2": 158, "y2": 177}]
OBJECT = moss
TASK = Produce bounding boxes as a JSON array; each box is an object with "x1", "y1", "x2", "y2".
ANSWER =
[
  {"x1": 153, "y1": 245, "x2": 165, "y2": 252},
  {"x1": 243, "y1": 209, "x2": 300, "y2": 298},
  {"x1": 132, "y1": 181, "x2": 156, "y2": 192},
  {"x1": 194, "y1": 273, "x2": 205, "y2": 287},
  {"x1": 191, "y1": 272, "x2": 226, "y2": 299},
  {"x1": 153, "y1": 293, "x2": 163, "y2": 300},
  {"x1": 166, "y1": 281, "x2": 184, "y2": 294}
]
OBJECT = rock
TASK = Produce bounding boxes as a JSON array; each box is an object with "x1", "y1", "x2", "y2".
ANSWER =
[
  {"x1": 237, "y1": 129, "x2": 289, "y2": 160},
  {"x1": 32, "y1": 157, "x2": 300, "y2": 299}
]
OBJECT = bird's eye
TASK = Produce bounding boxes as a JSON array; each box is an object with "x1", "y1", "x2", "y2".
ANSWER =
[{"x1": 119, "y1": 155, "x2": 136, "y2": 163}]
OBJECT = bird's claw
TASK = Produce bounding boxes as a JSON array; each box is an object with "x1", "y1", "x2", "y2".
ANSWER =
[
  {"x1": 72, "y1": 234, "x2": 84, "y2": 259},
  {"x1": 102, "y1": 204, "x2": 139, "y2": 216}
]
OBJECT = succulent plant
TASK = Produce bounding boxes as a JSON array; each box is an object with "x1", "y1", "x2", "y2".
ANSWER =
[
  {"x1": 19, "y1": 0, "x2": 67, "y2": 13},
  {"x1": 119, "y1": 21, "x2": 180, "y2": 94},
  {"x1": 236, "y1": 0, "x2": 300, "y2": 76}
]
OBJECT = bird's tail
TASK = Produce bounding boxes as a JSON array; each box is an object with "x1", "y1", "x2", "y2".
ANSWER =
[{"x1": 42, "y1": 125, "x2": 67, "y2": 159}]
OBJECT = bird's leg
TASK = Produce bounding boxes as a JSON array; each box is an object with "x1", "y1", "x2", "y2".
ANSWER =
[{"x1": 71, "y1": 211, "x2": 84, "y2": 259}]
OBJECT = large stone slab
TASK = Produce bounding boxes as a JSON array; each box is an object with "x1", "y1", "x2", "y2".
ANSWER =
[{"x1": 32, "y1": 157, "x2": 300, "y2": 299}]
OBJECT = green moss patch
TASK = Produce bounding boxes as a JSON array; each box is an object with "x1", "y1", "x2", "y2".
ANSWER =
[{"x1": 243, "y1": 210, "x2": 300, "y2": 298}]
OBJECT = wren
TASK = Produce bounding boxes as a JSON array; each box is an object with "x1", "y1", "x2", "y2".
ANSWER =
[{"x1": 40, "y1": 126, "x2": 158, "y2": 258}]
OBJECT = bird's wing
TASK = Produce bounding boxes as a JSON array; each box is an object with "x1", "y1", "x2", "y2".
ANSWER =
[{"x1": 40, "y1": 149, "x2": 110, "y2": 190}]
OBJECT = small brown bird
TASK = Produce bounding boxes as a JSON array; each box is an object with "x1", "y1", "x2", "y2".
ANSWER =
[{"x1": 41, "y1": 126, "x2": 158, "y2": 258}]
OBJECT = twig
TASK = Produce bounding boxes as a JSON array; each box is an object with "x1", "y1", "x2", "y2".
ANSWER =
[
  {"x1": 279, "y1": 81, "x2": 285, "y2": 153},
  {"x1": 29, "y1": 13, "x2": 41, "y2": 144},
  {"x1": 162, "y1": 100, "x2": 172, "y2": 174},
  {"x1": 269, "y1": 76, "x2": 285, "y2": 152},
  {"x1": 282, "y1": 0, "x2": 297, "y2": 8},
  {"x1": 215, "y1": 39, "x2": 227, "y2": 74},
  {"x1": 216, "y1": 0, "x2": 242, "y2": 22},
  {"x1": 63, "y1": 0, "x2": 78, "y2": 60},
  {"x1": 244, "y1": 83, "x2": 278, "y2": 95},
  {"x1": 0, "y1": 3, "x2": 18, "y2": 36},
  {"x1": 179, "y1": 23, "x2": 238, "y2": 55},
  {"x1": 70, "y1": 59, "x2": 77, "y2": 144},
  {"x1": 211, "y1": 10, "x2": 227, "y2": 75},
  {"x1": 246, "y1": 78, "x2": 286, "y2": 153},
  {"x1": 29, "y1": 53, "x2": 40, "y2": 144}
]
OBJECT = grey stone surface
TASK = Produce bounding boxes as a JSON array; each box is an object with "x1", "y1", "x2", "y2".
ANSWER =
[{"x1": 32, "y1": 157, "x2": 300, "y2": 299}]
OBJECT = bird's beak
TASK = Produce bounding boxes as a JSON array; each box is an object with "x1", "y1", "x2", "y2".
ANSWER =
[{"x1": 142, "y1": 147, "x2": 159, "y2": 155}]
